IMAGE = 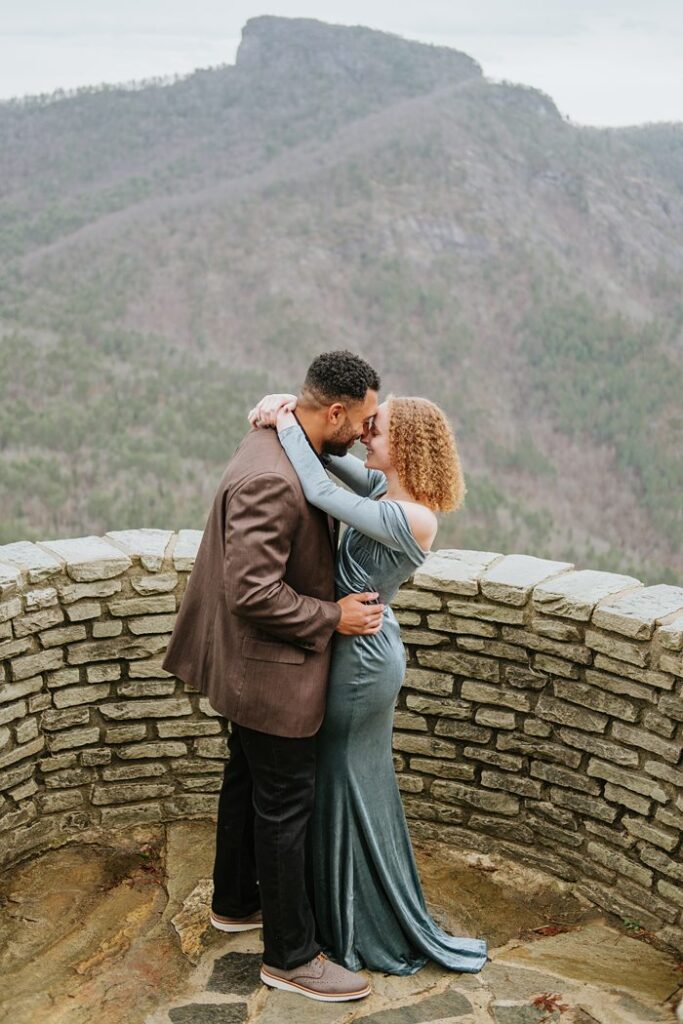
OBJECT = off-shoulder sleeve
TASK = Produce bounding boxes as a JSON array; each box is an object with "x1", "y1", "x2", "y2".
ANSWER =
[
  {"x1": 278, "y1": 423, "x2": 426, "y2": 561},
  {"x1": 324, "y1": 451, "x2": 387, "y2": 498}
]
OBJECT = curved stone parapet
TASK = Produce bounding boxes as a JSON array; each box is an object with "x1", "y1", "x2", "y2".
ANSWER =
[
  {"x1": 0, "y1": 530, "x2": 223, "y2": 865},
  {"x1": 395, "y1": 550, "x2": 683, "y2": 952},
  {"x1": 0, "y1": 533, "x2": 681, "y2": 951}
]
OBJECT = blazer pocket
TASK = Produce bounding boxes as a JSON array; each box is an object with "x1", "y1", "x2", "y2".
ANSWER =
[{"x1": 242, "y1": 637, "x2": 306, "y2": 664}]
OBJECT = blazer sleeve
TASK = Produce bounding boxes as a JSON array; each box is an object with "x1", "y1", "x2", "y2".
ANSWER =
[{"x1": 223, "y1": 470, "x2": 341, "y2": 652}]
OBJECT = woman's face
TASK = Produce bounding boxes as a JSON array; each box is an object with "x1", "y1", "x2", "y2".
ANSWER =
[{"x1": 363, "y1": 401, "x2": 393, "y2": 472}]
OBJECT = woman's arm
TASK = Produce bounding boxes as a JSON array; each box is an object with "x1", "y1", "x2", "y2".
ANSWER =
[
  {"x1": 325, "y1": 451, "x2": 387, "y2": 497},
  {"x1": 277, "y1": 415, "x2": 418, "y2": 554},
  {"x1": 248, "y1": 392, "x2": 385, "y2": 496}
]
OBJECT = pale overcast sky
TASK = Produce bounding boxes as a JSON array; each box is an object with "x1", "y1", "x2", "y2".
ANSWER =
[{"x1": 0, "y1": 0, "x2": 681, "y2": 127}]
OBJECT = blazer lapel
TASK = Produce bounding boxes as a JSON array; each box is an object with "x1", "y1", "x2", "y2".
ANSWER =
[
  {"x1": 327, "y1": 513, "x2": 338, "y2": 552},
  {"x1": 291, "y1": 413, "x2": 339, "y2": 554}
]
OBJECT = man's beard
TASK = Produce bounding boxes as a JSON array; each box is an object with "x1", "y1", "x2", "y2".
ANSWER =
[{"x1": 322, "y1": 425, "x2": 358, "y2": 457}]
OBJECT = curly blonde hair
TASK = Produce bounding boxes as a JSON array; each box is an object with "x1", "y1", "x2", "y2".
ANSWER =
[{"x1": 387, "y1": 395, "x2": 466, "y2": 513}]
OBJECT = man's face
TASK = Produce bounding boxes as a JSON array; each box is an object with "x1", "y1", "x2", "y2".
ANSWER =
[{"x1": 322, "y1": 389, "x2": 379, "y2": 457}]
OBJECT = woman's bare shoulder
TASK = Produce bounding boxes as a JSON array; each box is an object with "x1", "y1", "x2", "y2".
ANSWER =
[{"x1": 396, "y1": 501, "x2": 438, "y2": 550}]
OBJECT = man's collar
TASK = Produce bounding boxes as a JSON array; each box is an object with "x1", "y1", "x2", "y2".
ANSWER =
[{"x1": 293, "y1": 410, "x2": 327, "y2": 465}]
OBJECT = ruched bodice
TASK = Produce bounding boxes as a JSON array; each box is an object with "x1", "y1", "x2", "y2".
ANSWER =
[{"x1": 335, "y1": 502, "x2": 426, "y2": 605}]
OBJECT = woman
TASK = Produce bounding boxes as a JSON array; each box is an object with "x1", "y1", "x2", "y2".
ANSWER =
[{"x1": 249, "y1": 391, "x2": 488, "y2": 976}]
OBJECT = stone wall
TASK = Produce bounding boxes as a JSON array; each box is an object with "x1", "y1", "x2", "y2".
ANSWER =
[
  {"x1": 0, "y1": 531, "x2": 681, "y2": 952},
  {"x1": 0, "y1": 530, "x2": 223, "y2": 865}
]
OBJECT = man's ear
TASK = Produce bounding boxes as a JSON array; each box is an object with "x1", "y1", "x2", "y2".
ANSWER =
[{"x1": 328, "y1": 402, "x2": 345, "y2": 424}]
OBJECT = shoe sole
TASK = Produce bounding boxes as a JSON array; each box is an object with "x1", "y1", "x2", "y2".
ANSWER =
[
  {"x1": 210, "y1": 914, "x2": 263, "y2": 933},
  {"x1": 260, "y1": 967, "x2": 371, "y2": 1002}
]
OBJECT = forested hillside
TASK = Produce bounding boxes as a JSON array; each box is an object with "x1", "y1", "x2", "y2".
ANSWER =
[{"x1": 1, "y1": 16, "x2": 681, "y2": 582}]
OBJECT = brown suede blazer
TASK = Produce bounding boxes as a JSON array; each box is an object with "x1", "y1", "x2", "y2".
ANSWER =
[{"x1": 161, "y1": 427, "x2": 342, "y2": 737}]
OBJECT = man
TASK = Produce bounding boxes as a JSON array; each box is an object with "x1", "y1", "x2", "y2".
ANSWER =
[{"x1": 161, "y1": 351, "x2": 382, "y2": 1002}]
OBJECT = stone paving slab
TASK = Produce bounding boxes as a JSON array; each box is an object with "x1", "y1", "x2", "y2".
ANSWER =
[
  {"x1": 354, "y1": 989, "x2": 474, "y2": 1021},
  {"x1": 482, "y1": 961, "x2": 573, "y2": 1001},
  {"x1": 170, "y1": 878, "x2": 214, "y2": 962},
  {"x1": 492, "y1": 1007, "x2": 557, "y2": 1024},
  {"x1": 169, "y1": 1005, "x2": 248, "y2": 1024},
  {"x1": 255, "y1": 991, "x2": 354, "y2": 1023},
  {"x1": 369, "y1": 962, "x2": 446, "y2": 999},
  {"x1": 493, "y1": 922, "x2": 679, "y2": 1002},
  {"x1": 208, "y1": 953, "x2": 264, "y2": 996},
  {"x1": 616, "y1": 991, "x2": 674, "y2": 1021}
]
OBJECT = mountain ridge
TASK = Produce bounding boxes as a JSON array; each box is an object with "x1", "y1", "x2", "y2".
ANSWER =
[{"x1": 0, "y1": 17, "x2": 681, "y2": 584}]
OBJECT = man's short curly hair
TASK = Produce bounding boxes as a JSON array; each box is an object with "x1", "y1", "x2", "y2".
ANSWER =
[
  {"x1": 302, "y1": 350, "x2": 380, "y2": 406},
  {"x1": 387, "y1": 395, "x2": 466, "y2": 513}
]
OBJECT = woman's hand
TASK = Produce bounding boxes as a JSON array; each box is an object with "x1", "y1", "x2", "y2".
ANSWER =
[
  {"x1": 248, "y1": 393, "x2": 297, "y2": 428},
  {"x1": 276, "y1": 403, "x2": 297, "y2": 431}
]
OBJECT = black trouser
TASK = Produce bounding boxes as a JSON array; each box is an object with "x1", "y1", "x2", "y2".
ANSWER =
[{"x1": 212, "y1": 721, "x2": 321, "y2": 970}]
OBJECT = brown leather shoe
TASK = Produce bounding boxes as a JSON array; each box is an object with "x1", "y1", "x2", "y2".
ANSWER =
[
  {"x1": 260, "y1": 951, "x2": 371, "y2": 1002},
  {"x1": 210, "y1": 909, "x2": 263, "y2": 932}
]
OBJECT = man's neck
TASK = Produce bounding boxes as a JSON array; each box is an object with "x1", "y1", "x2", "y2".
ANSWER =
[{"x1": 294, "y1": 407, "x2": 324, "y2": 454}]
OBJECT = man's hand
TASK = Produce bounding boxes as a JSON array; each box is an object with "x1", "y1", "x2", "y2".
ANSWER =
[
  {"x1": 336, "y1": 592, "x2": 385, "y2": 635},
  {"x1": 249, "y1": 393, "x2": 297, "y2": 428}
]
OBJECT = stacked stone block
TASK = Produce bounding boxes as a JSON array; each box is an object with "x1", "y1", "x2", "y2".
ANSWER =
[{"x1": 1, "y1": 533, "x2": 681, "y2": 953}]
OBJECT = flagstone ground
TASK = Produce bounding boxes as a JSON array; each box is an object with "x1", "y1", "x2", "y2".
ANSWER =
[{"x1": 1, "y1": 820, "x2": 680, "y2": 1024}]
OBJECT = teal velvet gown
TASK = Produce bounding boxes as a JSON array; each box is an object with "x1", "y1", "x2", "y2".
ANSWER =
[{"x1": 278, "y1": 422, "x2": 488, "y2": 976}]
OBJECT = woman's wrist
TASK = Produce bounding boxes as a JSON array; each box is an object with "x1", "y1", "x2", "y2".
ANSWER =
[{"x1": 276, "y1": 408, "x2": 298, "y2": 432}]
